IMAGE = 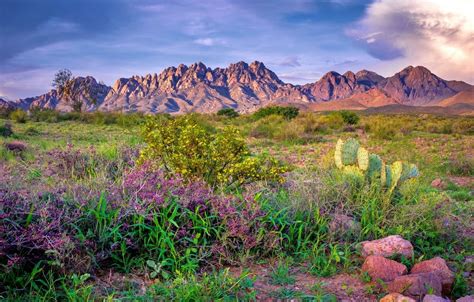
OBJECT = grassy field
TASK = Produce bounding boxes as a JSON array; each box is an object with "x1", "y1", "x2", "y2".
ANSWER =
[{"x1": 0, "y1": 109, "x2": 473, "y2": 301}]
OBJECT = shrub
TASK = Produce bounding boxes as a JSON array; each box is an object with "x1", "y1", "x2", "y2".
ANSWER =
[
  {"x1": 320, "y1": 113, "x2": 345, "y2": 130},
  {"x1": 250, "y1": 115, "x2": 286, "y2": 139},
  {"x1": 139, "y1": 116, "x2": 286, "y2": 187},
  {"x1": 0, "y1": 122, "x2": 13, "y2": 137},
  {"x1": 9, "y1": 109, "x2": 27, "y2": 123},
  {"x1": 339, "y1": 111, "x2": 360, "y2": 125},
  {"x1": 24, "y1": 126, "x2": 40, "y2": 136},
  {"x1": 253, "y1": 106, "x2": 299, "y2": 120},
  {"x1": 217, "y1": 108, "x2": 239, "y2": 118}
]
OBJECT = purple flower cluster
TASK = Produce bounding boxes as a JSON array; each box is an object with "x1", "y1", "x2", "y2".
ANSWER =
[
  {"x1": 0, "y1": 189, "x2": 81, "y2": 272},
  {"x1": 123, "y1": 162, "x2": 212, "y2": 213}
]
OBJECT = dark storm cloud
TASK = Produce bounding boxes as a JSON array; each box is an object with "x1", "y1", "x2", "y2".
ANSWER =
[{"x1": 0, "y1": 0, "x2": 131, "y2": 63}]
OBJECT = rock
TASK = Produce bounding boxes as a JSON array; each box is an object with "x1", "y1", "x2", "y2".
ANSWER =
[
  {"x1": 360, "y1": 235, "x2": 414, "y2": 259},
  {"x1": 362, "y1": 255, "x2": 407, "y2": 282},
  {"x1": 457, "y1": 296, "x2": 474, "y2": 302},
  {"x1": 388, "y1": 272, "x2": 442, "y2": 300},
  {"x1": 431, "y1": 178, "x2": 445, "y2": 189},
  {"x1": 329, "y1": 214, "x2": 360, "y2": 237},
  {"x1": 411, "y1": 257, "x2": 454, "y2": 294},
  {"x1": 464, "y1": 256, "x2": 474, "y2": 273},
  {"x1": 380, "y1": 293, "x2": 416, "y2": 302},
  {"x1": 5, "y1": 140, "x2": 27, "y2": 152},
  {"x1": 423, "y1": 295, "x2": 449, "y2": 302}
]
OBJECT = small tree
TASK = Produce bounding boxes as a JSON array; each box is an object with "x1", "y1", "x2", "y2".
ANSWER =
[{"x1": 52, "y1": 69, "x2": 73, "y2": 91}]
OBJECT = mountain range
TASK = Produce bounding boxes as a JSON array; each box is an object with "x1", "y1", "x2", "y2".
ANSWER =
[{"x1": 2, "y1": 61, "x2": 473, "y2": 115}]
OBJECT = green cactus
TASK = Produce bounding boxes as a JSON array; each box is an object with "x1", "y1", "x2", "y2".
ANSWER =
[
  {"x1": 335, "y1": 139, "x2": 344, "y2": 169},
  {"x1": 333, "y1": 138, "x2": 419, "y2": 196},
  {"x1": 357, "y1": 147, "x2": 369, "y2": 171},
  {"x1": 383, "y1": 164, "x2": 393, "y2": 187},
  {"x1": 341, "y1": 138, "x2": 360, "y2": 166},
  {"x1": 389, "y1": 161, "x2": 403, "y2": 192},
  {"x1": 367, "y1": 154, "x2": 382, "y2": 179},
  {"x1": 407, "y1": 164, "x2": 419, "y2": 178}
]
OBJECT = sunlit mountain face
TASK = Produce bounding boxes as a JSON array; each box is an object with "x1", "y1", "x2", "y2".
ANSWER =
[{"x1": 1, "y1": 0, "x2": 472, "y2": 101}]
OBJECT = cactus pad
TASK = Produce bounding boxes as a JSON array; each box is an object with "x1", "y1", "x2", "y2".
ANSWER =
[
  {"x1": 367, "y1": 154, "x2": 382, "y2": 179},
  {"x1": 341, "y1": 138, "x2": 360, "y2": 166},
  {"x1": 407, "y1": 164, "x2": 419, "y2": 178},
  {"x1": 357, "y1": 147, "x2": 369, "y2": 171},
  {"x1": 335, "y1": 139, "x2": 344, "y2": 169},
  {"x1": 383, "y1": 164, "x2": 392, "y2": 187},
  {"x1": 390, "y1": 161, "x2": 403, "y2": 191}
]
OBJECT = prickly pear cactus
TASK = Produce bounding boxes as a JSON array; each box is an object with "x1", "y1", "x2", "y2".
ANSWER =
[
  {"x1": 357, "y1": 147, "x2": 369, "y2": 171},
  {"x1": 389, "y1": 161, "x2": 403, "y2": 192},
  {"x1": 407, "y1": 164, "x2": 419, "y2": 178},
  {"x1": 341, "y1": 138, "x2": 360, "y2": 166},
  {"x1": 335, "y1": 139, "x2": 344, "y2": 169},
  {"x1": 367, "y1": 154, "x2": 382, "y2": 178},
  {"x1": 334, "y1": 138, "x2": 419, "y2": 195},
  {"x1": 383, "y1": 164, "x2": 393, "y2": 187}
]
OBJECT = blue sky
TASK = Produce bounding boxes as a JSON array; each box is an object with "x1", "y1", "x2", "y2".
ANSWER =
[{"x1": 1, "y1": 0, "x2": 472, "y2": 99}]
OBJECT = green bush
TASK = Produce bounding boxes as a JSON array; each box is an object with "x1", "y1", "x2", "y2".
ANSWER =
[
  {"x1": 30, "y1": 107, "x2": 61, "y2": 122},
  {"x1": 9, "y1": 109, "x2": 28, "y2": 123},
  {"x1": 253, "y1": 106, "x2": 299, "y2": 120},
  {"x1": 339, "y1": 111, "x2": 360, "y2": 125},
  {"x1": 139, "y1": 115, "x2": 286, "y2": 187},
  {"x1": 0, "y1": 122, "x2": 13, "y2": 137},
  {"x1": 217, "y1": 108, "x2": 239, "y2": 118}
]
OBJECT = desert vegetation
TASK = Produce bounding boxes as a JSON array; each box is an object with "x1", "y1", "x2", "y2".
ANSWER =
[{"x1": 0, "y1": 108, "x2": 472, "y2": 301}]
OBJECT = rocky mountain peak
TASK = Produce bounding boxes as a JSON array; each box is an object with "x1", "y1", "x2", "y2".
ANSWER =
[{"x1": 8, "y1": 62, "x2": 472, "y2": 114}]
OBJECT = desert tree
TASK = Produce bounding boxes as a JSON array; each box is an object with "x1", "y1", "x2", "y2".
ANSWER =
[
  {"x1": 52, "y1": 69, "x2": 73, "y2": 91},
  {"x1": 52, "y1": 69, "x2": 83, "y2": 112}
]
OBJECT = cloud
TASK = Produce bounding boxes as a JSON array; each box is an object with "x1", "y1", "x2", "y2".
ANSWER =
[
  {"x1": 194, "y1": 38, "x2": 225, "y2": 46},
  {"x1": 349, "y1": 0, "x2": 474, "y2": 82},
  {"x1": 277, "y1": 56, "x2": 301, "y2": 67},
  {"x1": 0, "y1": 0, "x2": 131, "y2": 63}
]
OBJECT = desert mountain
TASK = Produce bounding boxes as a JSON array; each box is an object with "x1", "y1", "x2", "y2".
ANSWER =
[
  {"x1": 7, "y1": 61, "x2": 473, "y2": 114},
  {"x1": 437, "y1": 87, "x2": 474, "y2": 107}
]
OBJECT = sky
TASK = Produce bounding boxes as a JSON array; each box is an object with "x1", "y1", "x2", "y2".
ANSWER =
[{"x1": 0, "y1": 0, "x2": 473, "y2": 99}]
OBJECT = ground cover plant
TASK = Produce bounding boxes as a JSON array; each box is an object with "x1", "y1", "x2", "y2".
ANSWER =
[{"x1": 0, "y1": 110, "x2": 473, "y2": 301}]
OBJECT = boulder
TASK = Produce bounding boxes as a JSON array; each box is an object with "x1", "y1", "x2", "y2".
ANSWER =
[
  {"x1": 361, "y1": 235, "x2": 414, "y2": 259},
  {"x1": 411, "y1": 257, "x2": 454, "y2": 294},
  {"x1": 329, "y1": 214, "x2": 360, "y2": 237},
  {"x1": 431, "y1": 178, "x2": 445, "y2": 189},
  {"x1": 380, "y1": 293, "x2": 416, "y2": 302},
  {"x1": 423, "y1": 295, "x2": 449, "y2": 302},
  {"x1": 388, "y1": 272, "x2": 442, "y2": 300},
  {"x1": 362, "y1": 255, "x2": 407, "y2": 282},
  {"x1": 457, "y1": 296, "x2": 474, "y2": 302}
]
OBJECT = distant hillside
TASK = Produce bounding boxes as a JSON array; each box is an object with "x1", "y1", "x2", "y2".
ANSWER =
[{"x1": 5, "y1": 61, "x2": 473, "y2": 114}]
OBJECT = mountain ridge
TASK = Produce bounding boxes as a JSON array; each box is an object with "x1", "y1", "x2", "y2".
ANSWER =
[{"x1": 6, "y1": 61, "x2": 473, "y2": 114}]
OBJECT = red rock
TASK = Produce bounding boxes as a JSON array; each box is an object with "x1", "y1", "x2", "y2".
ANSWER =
[
  {"x1": 431, "y1": 178, "x2": 445, "y2": 189},
  {"x1": 361, "y1": 235, "x2": 414, "y2": 259},
  {"x1": 422, "y1": 295, "x2": 449, "y2": 302},
  {"x1": 411, "y1": 257, "x2": 454, "y2": 294},
  {"x1": 362, "y1": 255, "x2": 407, "y2": 282},
  {"x1": 380, "y1": 293, "x2": 416, "y2": 302},
  {"x1": 457, "y1": 296, "x2": 474, "y2": 302},
  {"x1": 388, "y1": 273, "x2": 442, "y2": 300}
]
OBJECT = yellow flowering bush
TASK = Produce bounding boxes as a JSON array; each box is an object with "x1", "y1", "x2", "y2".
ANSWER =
[{"x1": 139, "y1": 116, "x2": 286, "y2": 187}]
